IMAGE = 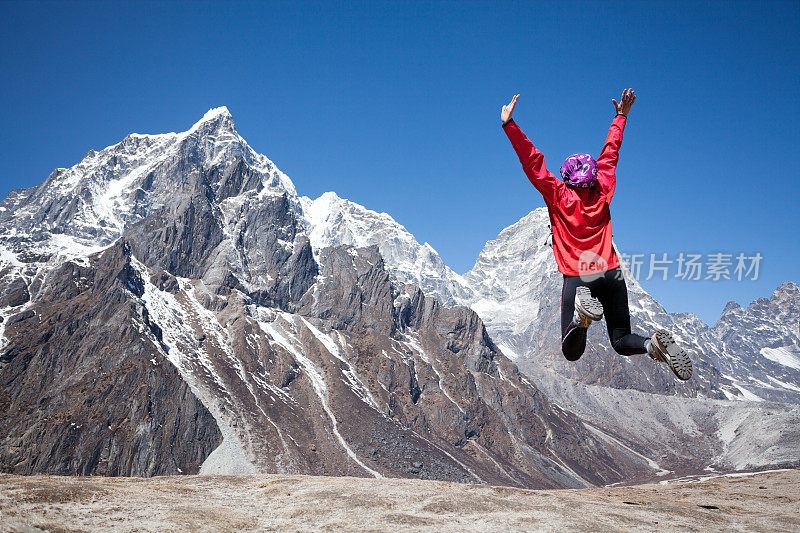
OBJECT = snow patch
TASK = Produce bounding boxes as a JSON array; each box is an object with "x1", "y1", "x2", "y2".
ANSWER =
[
  {"x1": 732, "y1": 384, "x2": 764, "y2": 402},
  {"x1": 760, "y1": 346, "x2": 800, "y2": 371},
  {"x1": 0, "y1": 245, "x2": 23, "y2": 267}
]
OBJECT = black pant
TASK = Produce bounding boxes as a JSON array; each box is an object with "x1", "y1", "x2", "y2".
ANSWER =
[{"x1": 561, "y1": 268, "x2": 648, "y2": 361}]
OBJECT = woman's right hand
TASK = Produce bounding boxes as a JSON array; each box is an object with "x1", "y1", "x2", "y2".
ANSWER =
[
  {"x1": 501, "y1": 94, "x2": 519, "y2": 125},
  {"x1": 612, "y1": 88, "x2": 636, "y2": 116}
]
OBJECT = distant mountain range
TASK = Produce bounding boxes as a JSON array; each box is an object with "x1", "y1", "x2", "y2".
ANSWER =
[{"x1": 1, "y1": 108, "x2": 797, "y2": 487}]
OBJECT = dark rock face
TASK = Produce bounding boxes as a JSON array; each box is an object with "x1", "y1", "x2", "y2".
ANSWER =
[
  {"x1": 125, "y1": 163, "x2": 317, "y2": 312},
  {"x1": 209, "y1": 158, "x2": 264, "y2": 200},
  {"x1": 0, "y1": 276, "x2": 29, "y2": 308},
  {"x1": 126, "y1": 173, "x2": 225, "y2": 281},
  {"x1": 231, "y1": 192, "x2": 317, "y2": 311},
  {"x1": 0, "y1": 109, "x2": 326, "y2": 480},
  {"x1": 74, "y1": 237, "x2": 643, "y2": 487},
  {"x1": 299, "y1": 246, "x2": 395, "y2": 334},
  {"x1": 0, "y1": 243, "x2": 222, "y2": 476}
]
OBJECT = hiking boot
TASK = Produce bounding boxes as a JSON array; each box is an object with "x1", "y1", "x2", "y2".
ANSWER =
[
  {"x1": 648, "y1": 329, "x2": 692, "y2": 381},
  {"x1": 573, "y1": 286, "x2": 603, "y2": 328}
]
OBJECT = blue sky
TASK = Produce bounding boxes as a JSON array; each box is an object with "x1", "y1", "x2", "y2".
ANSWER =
[{"x1": 1, "y1": 1, "x2": 798, "y2": 324}]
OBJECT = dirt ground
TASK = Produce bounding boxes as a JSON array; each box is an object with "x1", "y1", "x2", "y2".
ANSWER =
[{"x1": 1, "y1": 470, "x2": 798, "y2": 532}]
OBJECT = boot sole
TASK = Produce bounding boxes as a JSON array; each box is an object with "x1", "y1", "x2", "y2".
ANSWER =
[
  {"x1": 576, "y1": 286, "x2": 603, "y2": 321},
  {"x1": 654, "y1": 330, "x2": 693, "y2": 381}
]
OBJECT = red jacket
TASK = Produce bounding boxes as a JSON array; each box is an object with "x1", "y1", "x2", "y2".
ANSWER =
[{"x1": 503, "y1": 115, "x2": 626, "y2": 276}]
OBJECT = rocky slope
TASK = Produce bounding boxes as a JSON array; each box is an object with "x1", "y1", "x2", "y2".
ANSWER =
[{"x1": 0, "y1": 243, "x2": 222, "y2": 476}]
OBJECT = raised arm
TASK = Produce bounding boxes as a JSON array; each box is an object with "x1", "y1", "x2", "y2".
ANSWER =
[
  {"x1": 500, "y1": 94, "x2": 560, "y2": 205},
  {"x1": 596, "y1": 88, "x2": 636, "y2": 199}
]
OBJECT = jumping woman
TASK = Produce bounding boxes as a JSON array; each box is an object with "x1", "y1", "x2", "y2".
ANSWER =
[{"x1": 500, "y1": 89, "x2": 692, "y2": 381}]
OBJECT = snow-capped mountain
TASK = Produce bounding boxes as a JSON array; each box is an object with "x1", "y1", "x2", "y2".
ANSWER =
[
  {"x1": 1, "y1": 108, "x2": 797, "y2": 486},
  {"x1": 299, "y1": 192, "x2": 476, "y2": 306},
  {"x1": 0, "y1": 107, "x2": 295, "y2": 257}
]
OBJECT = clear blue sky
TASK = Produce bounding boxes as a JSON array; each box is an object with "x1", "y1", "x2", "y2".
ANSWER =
[{"x1": 2, "y1": 1, "x2": 798, "y2": 324}]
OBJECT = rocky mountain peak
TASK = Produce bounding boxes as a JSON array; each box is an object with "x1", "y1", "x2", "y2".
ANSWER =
[
  {"x1": 0, "y1": 106, "x2": 299, "y2": 263},
  {"x1": 184, "y1": 106, "x2": 236, "y2": 137},
  {"x1": 199, "y1": 105, "x2": 233, "y2": 122},
  {"x1": 720, "y1": 301, "x2": 744, "y2": 316},
  {"x1": 772, "y1": 281, "x2": 799, "y2": 302}
]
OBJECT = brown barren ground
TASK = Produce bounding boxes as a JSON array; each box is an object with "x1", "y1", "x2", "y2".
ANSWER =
[{"x1": 1, "y1": 470, "x2": 798, "y2": 532}]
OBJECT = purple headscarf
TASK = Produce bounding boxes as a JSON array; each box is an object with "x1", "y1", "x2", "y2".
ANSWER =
[{"x1": 560, "y1": 153, "x2": 598, "y2": 188}]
